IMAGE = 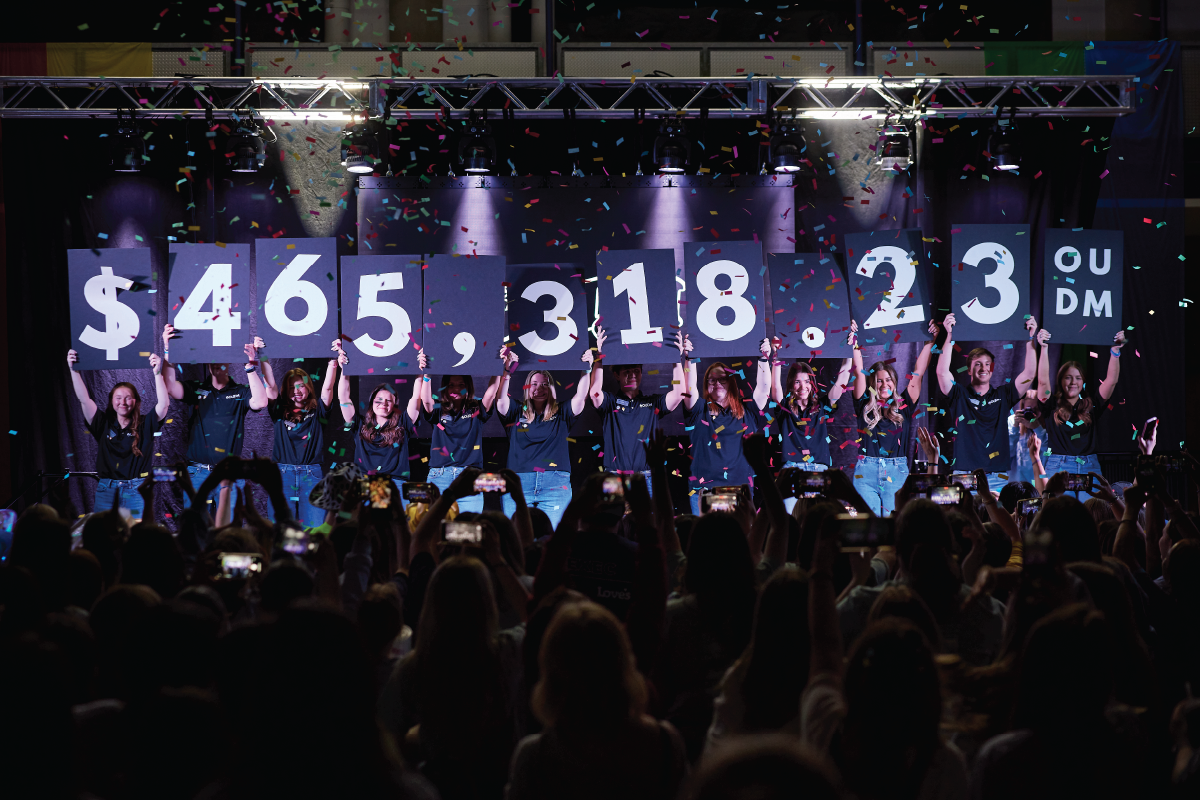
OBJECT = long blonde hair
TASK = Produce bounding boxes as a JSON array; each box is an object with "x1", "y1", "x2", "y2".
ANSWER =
[
  {"x1": 522, "y1": 370, "x2": 560, "y2": 423},
  {"x1": 862, "y1": 361, "x2": 903, "y2": 430}
]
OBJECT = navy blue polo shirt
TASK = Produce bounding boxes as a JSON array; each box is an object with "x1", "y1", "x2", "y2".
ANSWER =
[
  {"x1": 775, "y1": 394, "x2": 836, "y2": 467},
  {"x1": 269, "y1": 398, "x2": 328, "y2": 466},
  {"x1": 86, "y1": 408, "x2": 163, "y2": 479},
  {"x1": 945, "y1": 382, "x2": 1022, "y2": 471},
  {"x1": 347, "y1": 411, "x2": 417, "y2": 480},
  {"x1": 426, "y1": 401, "x2": 491, "y2": 468},
  {"x1": 499, "y1": 403, "x2": 576, "y2": 473},
  {"x1": 1037, "y1": 391, "x2": 1107, "y2": 457},
  {"x1": 684, "y1": 398, "x2": 760, "y2": 487},
  {"x1": 181, "y1": 379, "x2": 258, "y2": 464},
  {"x1": 597, "y1": 390, "x2": 669, "y2": 473},
  {"x1": 853, "y1": 393, "x2": 916, "y2": 459}
]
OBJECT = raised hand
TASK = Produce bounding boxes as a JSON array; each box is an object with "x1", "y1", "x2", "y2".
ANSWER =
[
  {"x1": 641, "y1": 428, "x2": 669, "y2": 469},
  {"x1": 252, "y1": 335, "x2": 266, "y2": 351},
  {"x1": 67, "y1": 349, "x2": 79, "y2": 370},
  {"x1": 1025, "y1": 315, "x2": 1039, "y2": 338},
  {"x1": 580, "y1": 347, "x2": 595, "y2": 369},
  {"x1": 162, "y1": 324, "x2": 178, "y2": 349},
  {"x1": 759, "y1": 337, "x2": 773, "y2": 359},
  {"x1": 149, "y1": 353, "x2": 163, "y2": 375},
  {"x1": 1036, "y1": 328, "x2": 1051, "y2": 347},
  {"x1": 917, "y1": 427, "x2": 940, "y2": 463},
  {"x1": 417, "y1": 347, "x2": 428, "y2": 371},
  {"x1": 1086, "y1": 471, "x2": 1117, "y2": 504},
  {"x1": 243, "y1": 341, "x2": 259, "y2": 366},
  {"x1": 1027, "y1": 430, "x2": 1042, "y2": 460},
  {"x1": 1113, "y1": 330, "x2": 1127, "y2": 349},
  {"x1": 927, "y1": 318, "x2": 940, "y2": 342},
  {"x1": 447, "y1": 466, "x2": 482, "y2": 499},
  {"x1": 595, "y1": 325, "x2": 608, "y2": 353},
  {"x1": 942, "y1": 312, "x2": 957, "y2": 335}
]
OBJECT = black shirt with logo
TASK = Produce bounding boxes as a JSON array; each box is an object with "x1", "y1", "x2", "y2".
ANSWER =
[
  {"x1": 181, "y1": 379, "x2": 258, "y2": 464},
  {"x1": 86, "y1": 408, "x2": 163, "y2": 479},
  {"x1": 1037, "y1": 390, "x2": 1107, "y2": 457},
  {"x1": 684, "y1": 398, "x2": 759, "y2": 487},
  {"x1": 597, "y1": 390, "x2": 669, "y2": 473},
  {"x1": 269, "y1": 398, "x2": 328, "y2": 466},
  {"x1": 775, "y1": 393, "x2": 836, "y2": 467},
  {"x1": 853, "y1": 392, "x2": 916, "y2": 460},
  {"x1": 945, "y1": 382, "x2": 1022, "y2": 471},
  {"x1": 426, "y1": 401, "x2": 492, "y2": 468},
  {"x1": 499, "y1": 403, "x2": 576, "y2": 473},
  {"x1": 348, "y1": 411, "x2": 417, "y2": 480},
  {"x1": 566, "y1": 528, "x2": 638, "y2": 620}
]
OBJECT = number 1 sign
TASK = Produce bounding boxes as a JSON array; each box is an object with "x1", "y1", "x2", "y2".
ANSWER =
[
  {"x1": 256, "y1": 238, "x2": 340, "y2": 357},
  {"x1": 844, "y1": 230, "x2": 931, "y2": 346},
  {"x1": 950, "y1": 224, "x2": 1030, "y2": 341},
  {"x1": 168, "y1": 243, "x2": 250, "y2": 363},
  {"x1": 595, "y1": 249, "x2": 679, "y2": 363},
  {"x1": 684, "y1": 241, "x2": 767, "y2": 359}
]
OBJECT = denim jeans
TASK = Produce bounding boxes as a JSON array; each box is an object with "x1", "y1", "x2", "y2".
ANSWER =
[
  {"x1": 503, "y1": 471, "x2": 573, "y2": 530},
  {"x1": 279, "y1": 464, "x2": 326, "y2": 527},
  {"x1": 951, "y1": 471, "x2": 1011, "y2": 495},
  {"x1": 429, "y1": 466, "x2": 482, "y2": 514},
  {"x1": 187, "y1": 464, "x2": 246, "y2": 515},
  {"x1": 1042, "y1": 453, "x2": 1102, "y2": 500},
  {"x1": 95, "y1": 478, "x2": 145, "y2": 520},
  {"x1": 783, "y1": 461, "x2": 828, "y2": 514},
  {"x1": 853, "y1": 456, "x2": 909, "y2": 516}
]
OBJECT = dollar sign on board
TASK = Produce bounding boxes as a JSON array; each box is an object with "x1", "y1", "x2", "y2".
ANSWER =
[{"x1": 79, "y1": 266, "x2": 140, "y2": 360}]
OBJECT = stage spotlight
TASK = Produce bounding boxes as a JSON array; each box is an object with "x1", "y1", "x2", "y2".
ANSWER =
[
  {"x1": 226, "y1": 120, "x2": 267, "y2": 173},
  {"x1": 875, "y1": 125, "x2": 912, "y2": 171},
  {"x1": 653, "y1": 119, "x2": 690, "y2": 174},
  {"x1": 340, "y1": 117, "x2": 384, "y2": 175},
  {"x1": 768, "y1": 120, "x2": 810, "y2": 174},
  {"x1": 111, "y1": 112, "x2": 145, "y2": 172},
  {"x1": 457, "y1": 115, "x2": 496, "y2": 174},
  {"x1": 988, "y1": 124, "x2": 1021, "y2": 171}
]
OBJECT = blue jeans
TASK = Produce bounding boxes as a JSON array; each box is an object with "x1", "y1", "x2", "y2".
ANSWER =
[
  {"x1": 504, "y1": 471, "x2": 573, "y2": 530},
  {"x1": 783, "y1": 461, "x2": 828, "y2": 514},
  {"x1": 1042, "y1": 453, "x2": 1102, "y2": 500},
  {"x1": 187, "y1": 464, "x2": 246, "y2": 515},
  {"x1": 853, "y1": 456, "x2": 909, "y2": 516},
  {"x1": 429, "y1": 466, "x2": 482, "y2": 514},
  {"x1": 951, "y1": 470, "x2": 1010, "y2": 495},
  {"x1": 279, "y1": 464, "x2": 325, "y2": 527},
  {"x1": 95, "y1": 478, "x2": 146, "y2": 520}
]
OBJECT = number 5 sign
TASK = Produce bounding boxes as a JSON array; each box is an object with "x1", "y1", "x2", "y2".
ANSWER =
[
  {"x1": 339, "y1": 254, "x2": 423, "y2": 376},
  {"x1": 684, "y1": 241, "x2": 767, "y2": 358},
  {"x1": 950, "y1": 224, "x2": 1030, "y2": 341},
  {"x1": 255, "y1": 238, "x2": 340, "y2": 357},
  {"x1": 168, "y1": 242, "x2": 250, "y2": 363},
  {"x1": 844, "y1": 229, "x2": 931, "y2": 346}
]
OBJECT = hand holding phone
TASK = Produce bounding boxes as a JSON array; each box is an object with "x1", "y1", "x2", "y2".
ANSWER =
[
  {"x1": 402, "y1": 482, "x2": 437, "y2": 503},
  {"x1": 1063, "y1": 473, "x2": 1093, "y2": 493},
  {"x1": 952, "y1": 473, "x2": 978, "y2": 492},
  {"x1": 926, "y1": 485, "x2": 963, "y2": 506},
  {"x1": 153, "y1": 467, "x2": 178, "y2": 483},
  {"x1": 837, "y1": 514, "x2": 895, "y2": 551},
  {"x1": 442, "y1": 519, "x2": 483, "y2": 544},
  {"x1": 217, "y1": 552, "x2": 264, "y2": 581},
  {"x1": 700, "y1": 491, "x2": 739, "y2": 514},
  {"x1": 368, "y1": 477, "x2": 393, "y2": 509},
  {"x1": 474, "y1": 472, "x2": 507, "y2": 493}
]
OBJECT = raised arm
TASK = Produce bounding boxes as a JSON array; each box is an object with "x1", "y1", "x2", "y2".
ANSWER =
[
  {"x1": 904, "y1": 319, "x2": 938, "y2": 405},
  {"x1": 335, "y1": 341, "x2": 354, "y2": 423},
  {"x1": 255, "y1": 337, "x2": 278, "y2": 401},
  {"x1": 935, "y1": 312, "x2": 956, "y2": 396},
  {"x1": 682, "y1": 341, "x2": 700, "y2": 410},
  {"x1": 1012, "y1": 315, "x2": 1039, "y2": 395},
  {"x1": 745, "y1": 434, "x2": 788, "y2": 568},
  {"x1": 66, "y1": 350, "x2": 99, "y2": 424},
  {"x1": 752, "y1": 337, "x2": 773, "y2": 410},
  {"x1": 827, "y1": 355, "x2": 852, "y2": 404},
  {"x1": 665, "y1": 331, "x2": 692, "y2": 411},
  {"x1": 408, "y1": 348, "x2": 429, "y2": 422},
  {"x1": 481, "y1": 374, "x2": 501, "y2": 412},
  {"x1": 1098, "y1": 331, "x2": 1126, "y2": 401},
  {"x1": 571, "y1": 349, "x2": 594, "y2": 417},
  {"x1": 319, "y1": 352, "x2": 337, "y2": 408},
  {"x1": 161, "y1": 324, "x2": 185, "y2": 400},
  {"x1": 851, "y1": 323, "x2": 868, "y2": 400},
  {"x1": 149, "y1": 353, "x2": 170, "y2": 420},
  {"x1": 495, "y1": 346, "x2": 517, "y2": 416},
  {"x1": 1035, "y1": 328, "x2": 1052, "y2": 402},
  {"x1": 588, "y1": 326, "x2": 607, "y2": 408},
  {"x1": 243, "y1": 342, "x2": 269, "y2": 411}
]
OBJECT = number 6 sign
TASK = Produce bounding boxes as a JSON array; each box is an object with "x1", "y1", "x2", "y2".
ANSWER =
[
  {"x1": 844, "y1": 229, "x2": 931, "y2": 346},
  {"x1": 255, "y1": 238, "x2": 339, "y2": 356},
  {"x1": 339, "y1": 254, "x2": 424, "y2": 376},
  {"x1": 684, "y1": 240, "x2": 767, "y2": 358},
  {"x1": 950, "y1": 224, "x2": 1030, "y2": 341}
]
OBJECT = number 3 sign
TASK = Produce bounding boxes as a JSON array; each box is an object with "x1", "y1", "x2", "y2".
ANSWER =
[
  {"x1": 950, "y1": 224, "x2": 1030, "y2": 341},
  {"x1": 684, "y1": 240, "x2": 767, "y2": 358},
  {"x1": 506, "y1": 264, "x2": 588, "y2": 370},
  {"x1": 256, "y1": 238, "x2": 340, "y2": 356}
]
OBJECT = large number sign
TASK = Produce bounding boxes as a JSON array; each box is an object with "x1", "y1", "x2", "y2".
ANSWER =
[
  {"x1": 595, "y1": 248, "x2": 679, "y2": 364},
  {"x1": 1043, "y1": 228, "x2": 1124, "y2": 345},
  {"x1": 168, "y1": 242, "x2": 251, "y2": 363},
  {"x1": 684, "y1": 240, "x2": 767, "y2": 358},
  {"x1": 68, "y1": 248, "x2": 156, "y2": 370},
  {"x1": 506, "y1": 264, "x2": 589, "y2": 370},
  {"x1": 255, "y1": 238, "x2": 339, "y2": 357},
  {"x1": 767, "y1": 253, "x2": 853, "y2": 359},
  {"x1": 844, "y1": 229, "x2": 931, "y2": 346},
  {"x1": 338, "y1": 254, "x2": 424, "y2": 376},
  {"x1": 423, "y1": 254, "x2": 505, "y2": 374},
  {"x1": 950, "y1": 224, "x2": 1030, "y2": 341}
]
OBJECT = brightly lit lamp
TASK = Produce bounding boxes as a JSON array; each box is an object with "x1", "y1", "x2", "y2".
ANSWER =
[
  {"x1": 341, "y1": 116, "x2": 385, "y2": 175},
  {"x1": 652, "y1": 119, "x2": 691, "y2": 174},
  {"x1": 988, "y1": 109, "x2": 1021, "y2": 171},
  {"x1": 226, "y1": 116, "x2": 267, "y2": 173},
  {"x1": 768, "y1": 119, "x2": 811, "y2": 174},
  {"x1": 457, "y1": 114, "x2": 496, "y2": 174}
]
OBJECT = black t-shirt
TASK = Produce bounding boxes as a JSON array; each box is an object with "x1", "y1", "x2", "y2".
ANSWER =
[
  {"x1": 427, "y1": 401, "x2": 492, "y2": 468},
  {"x1": 347, "y1": 411, "x2": 417, "y2": 479},
  {"x1": 853, "y1": 392, "x2": 916, "y2": 459},
  {"x1": 85, "y1": 408, "x2": 163, "y2": 479},
  {"x1": 567, "y1": 528, "x2": 638, "y2": 621},
  {"x1": 684, "y1": 398, "x2": 759, "y2": 486},
  {"x1": 498, "y1": 403, "x2": 576, "y2": 473},
  {"x1": 597, "y1": 391, "x2": 669, "y2": 473},
  {"x1": 944, "y1": 382, "x2": 1022, "y2": 471},
  {"x1": 181, "y1": 379, "x2": 258, "y2": 464},
  {"x1": 775, "y1": 394, "x2": 836, "y2": 467},
  {"x1": 269, "y1": 398, "x2": 328, "y2": 466},
  {"x1": 1037, "y1": 391, "x2": 1107, "y2": 457}
]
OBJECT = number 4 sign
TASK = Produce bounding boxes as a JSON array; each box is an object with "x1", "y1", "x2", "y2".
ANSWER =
[
  {"x1": 168, "y1": 243, "x2": 250, "y2": 363},
  {"x1": 256, "y1": 238, "x2": 340, "y2": 357},
  {"x1": 844, "y1": 230, "x2": 931, "y2": 346}
]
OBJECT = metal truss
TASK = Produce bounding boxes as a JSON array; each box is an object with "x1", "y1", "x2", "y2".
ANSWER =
[{"x1": 0, "y1": 75, "x2": 1134, "y2": 121}]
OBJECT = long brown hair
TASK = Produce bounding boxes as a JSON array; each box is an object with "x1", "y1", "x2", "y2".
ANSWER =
[
  {"x1": 108, "y1": 382, "x2": 144, "y2": 457},
  {"x1": 1051, "y1": 360, "x2": 1092, "y2": 426},
  {"x1": 703, "y1": 362, "x2": 745, "y2": 420},
  {"x1": 439, "y1": 374, "x2": 476, "y2": 414},
  {"x1": 360, "y1": 384, "x2": 406, "y2": 446},
  {"x1": 862, "y1": 361, "x2": 903, "y2": 430},
  {"x1": 783, "y1": 361, "x2": 820, "y2": 417},
  {"x1": 277, "y1": 368, "x2": 318, "y2": 423}
]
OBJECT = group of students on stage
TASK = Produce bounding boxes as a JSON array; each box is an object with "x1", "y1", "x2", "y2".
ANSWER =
[{"x1": 68, "y1": 313, "x2": 1129, "y2": 524}]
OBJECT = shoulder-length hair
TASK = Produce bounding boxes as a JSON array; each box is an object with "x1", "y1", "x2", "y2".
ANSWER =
[
  {"x1": 361, "y1": 384, "x2": 406, "y2": 447},
  {"x1": 1051, "y1": 361, "x2": 1092, "y2": 426},
  {"x1": 276, "y1": 368, "x2": 318, "y2": 423},
  {"x1": 703, "y1": 362, "x2": 745, "y2": 420},
  {"x1": 522, "y1": 370, "x2": 560, "y2": 423},
  {"x1": 783, "y1": 361, "x2": 820, "y2": 417},
  {"x1": 532, "y1": 601, "x2": 647, "y2": 735},
  {"x1": 108, "y1": 382, "x2": 145, "y2": 457},
  {"x1": 862, "y1": 361, "x2": 903, "y2": 430},
  {"x1": 439, "y1": 374, "x2": 476, "y2": 411}
]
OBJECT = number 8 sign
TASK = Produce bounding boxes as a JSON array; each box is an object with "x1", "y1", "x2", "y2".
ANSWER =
[
  {"x1": 844, "y1": 229, "x2": 931, "y2": 346},
  {"x1": 684, "y1": 241, "x2": 767, "y2": 358},
  {"x1": 255, "y1": 238, "x2": 340, "y2": 356}
]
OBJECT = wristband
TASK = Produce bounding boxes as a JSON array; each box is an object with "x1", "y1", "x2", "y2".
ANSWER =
[
  {"x1": 244, "y1": 365, "x2": 257, "y2": 374},
  {"x1": 758, "y1": 357, "x2": 771, "y2": 364},
  {"x1": 1110, "y1": 348, "x2": 1122, "y2": 358}
]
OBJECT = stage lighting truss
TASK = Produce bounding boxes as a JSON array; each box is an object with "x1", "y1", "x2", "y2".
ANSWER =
[{"x1": 0, "y1": 76, "x2": 1135, "y2": 121}]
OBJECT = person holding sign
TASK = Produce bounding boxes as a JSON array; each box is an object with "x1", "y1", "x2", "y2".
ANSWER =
[
  {"x1": 935, "y1": 313, "x2": 1040, "y2": 494},
  {"x1": 681, "y1": 339, "x2": 772, "y2": 515},
  {"x1": 587, "y1": 325, "x2": 691, "y2": 495},
  {"x1": 418, "y1": 371, "x2": 504, "y2": 514},
  {"x1": 161, "y1": 325, "x2": 269, "y2": 511},
  {"x1": 335, "y1": 341, "x2": 428, "y2": 485},
  {"x1": 67, "y1": 349, "x2": 170, "y2": 519},
  {"x1": 849, "y1": 321, "x2": 937, "y2": 515},
  {"x1": 1033, "y1": 327, "x2": 1127, "y2": 493},
  {"x1": 496, "y1": 345, "x2": 595, "y2": 528},
  {"x1": 257, "y1": 342, "x2": 341, "y2": 527}
]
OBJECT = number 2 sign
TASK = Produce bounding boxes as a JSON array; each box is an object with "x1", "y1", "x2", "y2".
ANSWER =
[
  {"x1": 844, "y1": 229, "x2": 930, "y2": 346},
  {"x1": 168, "y1": 242, "x2": 250, "y2": 363},
  {"x1": 950, "y1": 224, "x2": 1030, "y2": 341},
  {"x1": 256, "y1": 238, "x2": 340, "y2": 357},
  {"x1": 684, "y1": 240, "x2": 767, "y2": 358}
]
